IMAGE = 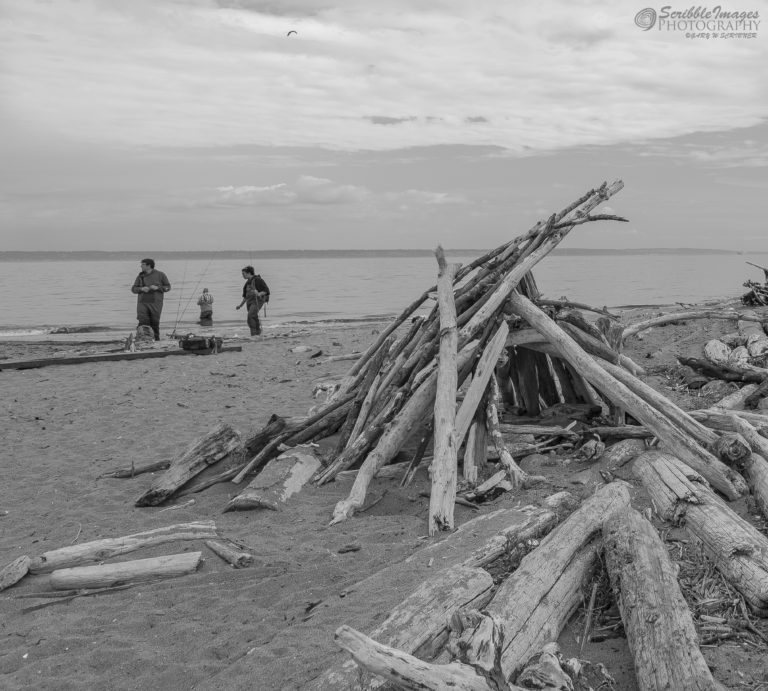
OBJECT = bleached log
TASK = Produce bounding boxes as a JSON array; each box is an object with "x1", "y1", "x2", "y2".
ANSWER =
[
  {"x1": 429, "y1": 246, "x2": 460, "y2": 535},
  {"x1": 135, "y1": 424, "x2": 241, "y2": 506},
  {"x1": 603, "y1": 507, "x2": 722, "y2": 691},
  {"x1": 714, "y1": 383, "x2": 759, "y2": 410},
  {"x1": 601, "y1": 438, "x2": 648, "y2": 470},
  {"x1": 679, "y1": 356, "x2": 766, "y2": 383},
  {"x1": 634, "y1": 451, "x2": 768, "y2": 614},
  {"x1": 313, "y1": 564, "x2": 494, "y2": 690},
  {"x1": 459, "y1": 482, "x2": 631, "y2": 681},
  {"x1": 597, "y1": 359, "x2": 717, "y2": 448},
  {"x1": 331, "y1": 341, "x2": 479, "y2": 524},
  {"x1": 588, "y1": 425, "x2": 653, "y2": 440},
  {"x1": 204, "y1": 539, "x2": 255, "y2": 568},
  {"x1": 454, "y1": 321, "x2": 510, "y2": 446},
  {"x1": 0, "y1": 555, "x2": 30, "y2": 591},
  {"x1": 622, "y1": 309, "x2": 745, "y2": 343},
  {"x1": 28, "y1": 521, "x2": 217, "y2": 574},
  {"x1": 721, "y1": 415, "x2": 768, "y2": 517},
  {"x1": 508, "y1": 291, "x2": 747, "y2": 500},
  {"x1": 225, "y1": 447, "x2": 321, "y2": 512},
  {"x1": 498, "y1": 423, "x2": 579, "y2": 440},
  {"x1": 334, "y1": 625, "x2": 497, "y2": 691},
  {"x1": 689, "y1": 407, "x2": 768, "y2": 435},
  {"x1": 560, "y1": 321, "x2": 644, "y2": 376},
  {"x1": 738, "y1": 310, "x2": 768, "y2": 357},
  {"x1": 705, "y1": 339, "x2": 768, "y2": 378},
  {"x1": 462, "y1": 416, "x2": 486, "y2": 484},
  {"x1": 49, "y1": 551, "x2": 203, "y2": 590}
]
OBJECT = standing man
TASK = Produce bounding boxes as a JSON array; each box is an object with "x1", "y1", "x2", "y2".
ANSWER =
[
  {"x1": 197, "y1": 287, "x2": 214, "y2": 326},
  {"x1": 236, "y1": 265, "x2": 270, "y2": 336},
  {"x1": 131, "y1": 258, "x2": 171, "y2": 341}
]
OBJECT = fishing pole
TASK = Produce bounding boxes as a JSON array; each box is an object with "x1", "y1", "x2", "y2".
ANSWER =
[
  {"x1": 171, "y1": 259, "x2": 189, "y2": 337},
  {"x1": 175, "y1": 255, "x2": 215, "y2": 327}
]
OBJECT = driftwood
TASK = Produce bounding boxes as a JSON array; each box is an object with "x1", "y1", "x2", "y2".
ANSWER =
[
  {"x1": 603, "y1": 507, "x2": 720, "y2": 691},
  {"x1": 49, "y1": 551, "x2": 204, "y2": 590},
  {"x1": 634, "y1": 451, "x2": 768, "y2": 614},
  {"x1": 721, "y1": 415, "x2": 768, "y2": 517},
  {"x1": 28, "y1": 521, "x2": 217, "y2": 573},
  {"x1": 313, "y1": 564, "x2": 494, "y2": 690},
  {"x1": 714, "y1": 383, "x2": 759, "y2": 410},
  {"x1": 429, "y1": 246, "x2": 461, "y2": 535},
  {"x1": 457, "y1": 482, "x2": 631, "y2": 682},
  {"x1": 738, "y1": 310, "x2": 768, "y2": 357},
  {"x1": 97, "y1": 460, "x2": 171, "y2": 479},
  {"x1": 745, "y1": 378, "x2": 768, "y2": 409},
  {"x1": 689, "y1": 407, "x2": 768, "y2": 436},
  {"x1": 621, "y1": 309, "x2": 748, "y2": 343},
  {"x1": 331, "y1": 341, "x2": 479, "y2": 524},
  {"x1": 135, "y1": 424, "x2": 241, "y2": 506},
  {"x1": 588, "y1": 425, "x2": 653, "y2": 440},
  {"x1": 0, "y1": 555, "x2": 30, "y2": 591},
  {"x1": 462, "y1": 412, "x2": 487, "y2": 484},
  {"x1": 678, "y1": 356, "x2": 766, "y2": 383},
  {"x1": 204, "y1": 539, "x2": 255, "y2": 568},
  {"x1": 705, "y1": 339, "x2": 768, "y2": 378},
  {"x1": 225, "y1": 447, "x2": 321, "y2": 512},
  {"x1": 508, "y1": 291, "x2": 747, "y2": 500},
  {"x1": 0, "y1": 346, "x2": 243, "y2": 371}
]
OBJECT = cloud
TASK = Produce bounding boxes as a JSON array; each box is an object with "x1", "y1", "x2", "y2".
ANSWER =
[
  {"x1": 2, "y1": 0, "x2": 766, "y2": 152},
  {"x1": 204, "y1": 176, "x2": 369, "y2": 206}
]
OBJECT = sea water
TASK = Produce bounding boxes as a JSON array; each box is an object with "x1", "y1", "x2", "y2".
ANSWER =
[{"x1": 0, "y1": 250, "x2": 765, "y2": 340}]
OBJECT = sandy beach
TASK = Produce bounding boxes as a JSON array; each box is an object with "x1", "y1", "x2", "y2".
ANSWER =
[{"x1": 1, "y1": 310, "x2": 767, "y2": 690}]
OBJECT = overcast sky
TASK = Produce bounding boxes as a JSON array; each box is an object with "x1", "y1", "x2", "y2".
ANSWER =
[{"x1": 1, "y1": 0, "x2": 767, "y2": 251}]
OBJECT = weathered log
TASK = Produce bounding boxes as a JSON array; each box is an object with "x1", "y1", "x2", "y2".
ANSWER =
[
  {"x1": 458, "y1": 482, "x2": 632, "y2": 681},
  {"x1": 498, "y1": 423, "x2": 579, "y2": 440},
  {"x1": 453, "y1": 321, "x2": 509, "y2": 447},
  {"x1": 714, "y1": 383, "x2": 759, "y2": 410},
  {"x1": 330, "y1": 341, "x2": 478, "y2": 524},
  {"x1": 0, "y1": 555, "x2": 30, "y2": 591},
  {"x1": 601, "y1": 438, "x2": 648, "y2": 471},
  {"x1": 745, "y1": 378, "x2": 768, "y2": 409},
  {"x1": 135, "y1": 424, "x2": 241, "y2": 506},
  {"x1": 49, "y1": 551, "x2": 203, "y2": 590},
  {"x1": 97, "y1": 460, "x2": 171, "y2": 479},
  {"x1": 678, "y1": 356, "x2": 765, "y2": 383},
  {"x1": 28, "y1": 521, "x2": 217, "y2": 574},
  {"x1": 689, "y1": 408, "x2": 768, "y2": 436},
  {"x1": 622, "y1": 309, "x2": 746, "y2": 343},
  {"x1": 560, "y1": 320, "x2": 644, "y2": 376},
  {"x1": 706, "y1": 339, "x2": 768, "y2": 378},
  {"x1": 538, "y1": 298, "x2": 619, "y2": 319},
  {"x1": 225, "y1": 447, "x2": 322, "y2": 512},
  {"x1": 241, "y1": 413, "x2": 288, "y2": 458},
  {"x1": 603, "y1": 507, "x2": 721, "y2": 691},
  {"x1": 634, "y1": 451, "x2": 768, "y2": 614},
  {"x1": 400, "y1": 422, "x2": 433, "y2": 487},
  {"x1": 334, "y1": 625, "x2": 497, "y2": 691},
  {"x1": 313, "y1": 564, "x2": 494, "y2": 690},
  {"x1": 462, "y1": 413, "x2": 486, "y2": 485},
  {"x1": 204, "y1": 539, "x2": 255, "y2": 568},
  {"x1": 739, "y1": 310, "x2": 768, "y2": 357},
  {"x1": 429, "y1": 246, "x2": 461, "y2": 535},
  {"x1": 720, "y1": 415, "x2": 768, "y2": 517},
  {"x1": 588, "y1": 425, "x2": 653, "y2": 440},
  {"x1": 508, "y1": 291, "x2": 746, "y2": 500}
]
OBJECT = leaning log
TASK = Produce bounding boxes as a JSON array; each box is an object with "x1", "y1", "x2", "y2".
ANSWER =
[
  {"x1": 226, "y1": 447, "x2": 321, "y2": 512},
  {"x1": 634, "y1": 451, "x2": 768, "y2": 614},
  {"x1": 49, "y1": 552, "x2": 204, "y2": 590},
  {"x1": 458, "y1": 482, "x2": 631, "y2": 681},
  {"x1": 313, "y1": 564, "x2": 494, "y2": 690},
  {"x1": 135, "y1": 424, "x2": 241, "y2": 506},
  {"x1": 721, "y1": 415, "x2": 768, "y2": 517},
  {"x1": 429, "y1": 246, "x2": 460, "y2": 535},
  {"x1": 28, "y1": 521, "x2": 217, "y2": 573},
  {"x1": 331, "y1": 341, "x2": 479, "y2": 524},
  {"x1": 603, "y1": 507, "x2": 721, "y2": 691},
  {"x1": 508, "y1": 291, "x2": 747, "y2": 500},
  {"x1": 486, "y1": 376, "x2": 534, "y2": 489}
]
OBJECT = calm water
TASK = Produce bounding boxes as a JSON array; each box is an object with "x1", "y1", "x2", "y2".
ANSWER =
[{"x1": 0, "y1": 251, "x2": 765, "y2": 339}]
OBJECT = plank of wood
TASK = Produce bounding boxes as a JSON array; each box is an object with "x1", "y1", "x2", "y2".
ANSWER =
[{"x1": 0, "y1": 345, "x2": 243, "y2": 371}]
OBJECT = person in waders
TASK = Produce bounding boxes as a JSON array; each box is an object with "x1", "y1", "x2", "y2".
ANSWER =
[
  {"x1": 197, "y1": 287, "x2": 214, "y2": 326},
  {"x1": 131, "y1": 258, "x2": 171, "y2": 340},
  {"x1": 236, "y1": 266, "x2": 269, "y2": 336}
]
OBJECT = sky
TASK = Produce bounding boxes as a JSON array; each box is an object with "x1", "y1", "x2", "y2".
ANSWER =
[{"x1": 1, "y1": 0, "x2": 767, "y2": 251}]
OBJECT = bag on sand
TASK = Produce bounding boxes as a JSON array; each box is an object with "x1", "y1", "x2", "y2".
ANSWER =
[{"x1": 179, "y1": 334, "x2": 223, "y2": 354}]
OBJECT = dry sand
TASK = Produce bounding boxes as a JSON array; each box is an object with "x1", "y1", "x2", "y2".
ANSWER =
[{"x1": 1, "y1": 312, "x2": 767, "y2": 690}]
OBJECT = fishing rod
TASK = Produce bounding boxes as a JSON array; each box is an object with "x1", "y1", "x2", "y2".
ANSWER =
[
  {"x1": 175, "y1": 255, "x2": 216, "y2": 328},
  {"x1": 171, "y1": 260, "x2": 189, "y2": 337}
]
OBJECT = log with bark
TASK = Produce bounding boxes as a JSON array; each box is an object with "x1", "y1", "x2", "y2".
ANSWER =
[
  {"x1": 508, "y1": 291, "x2": 747, "y2": 500},
  {"x1": 678, "y1": 356, "x2": 766, "y2": 383},
  {"x1": 49, "y1": 551, "x2": 204, "y2": 590},
  {"x1": 719, "y1": 414, "x2": 768, "y2": 518},
  {"x1": 603, "y1": 507, "x2": 721, "y2": 691},
  {"x1": 689, "y1": 407, "x2": 768, "y2": 436},
  {"x1": 204, "y1": 539, "x2": 255, "y2": 568},
  {"x1": 135, "y1": 424, "x2": 241, "y2": 506},
  {"x1": 28, "y1": 521, "x2": 218, "y2": 573},
  {"x1": 97, "y1": 460, "x2": 171, "y2": 479},
  {"x1": 634, "y1": 450, "x2": 768, "y2": 614},
  {"x1": 429, "y1": 246, "x2": 461, "y2": 535}
]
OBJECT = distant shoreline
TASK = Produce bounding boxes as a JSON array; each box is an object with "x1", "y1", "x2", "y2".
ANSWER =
[{"x1": 1, "y1": 248, "x2": 764, "y2": 261}]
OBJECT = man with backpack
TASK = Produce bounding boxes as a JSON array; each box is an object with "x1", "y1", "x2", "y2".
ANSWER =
[{"x1": 236, "y1": 265, "x2": 270, "y2": 336}]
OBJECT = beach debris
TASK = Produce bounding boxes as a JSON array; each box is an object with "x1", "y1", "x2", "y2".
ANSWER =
[
  {"x1": 602, "y1": 507, "x2": 721, "y2": 690},
  {"x1": 28, "y1": 521, "x2": 217, "y2": 573},
  {"x1": 224, "y1": 446, "x2": 321, "y2": 512},
  {"x1": 49, "y1": 551, "x2": 204, "y2": 590},
  {"x1": 97, "y1": 459, "x2": 171, "y2": 479},
  {"x1": 0, "y1": 555, "x2": 30, "y2": 592},
  {"x1": 204, "y1": 538, "x2": 255, "y2": 568},
  {"x1": 135, "y1": 423, "x2": 241, "y2": 506}
]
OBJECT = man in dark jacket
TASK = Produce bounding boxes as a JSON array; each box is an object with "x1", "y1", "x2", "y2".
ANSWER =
[
  {"x1": 131, "y1": 258, "x2": 171, "y2": 340},
  {"x1": 236, "y1": 265, "x2": 269, "y2": 336}
]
